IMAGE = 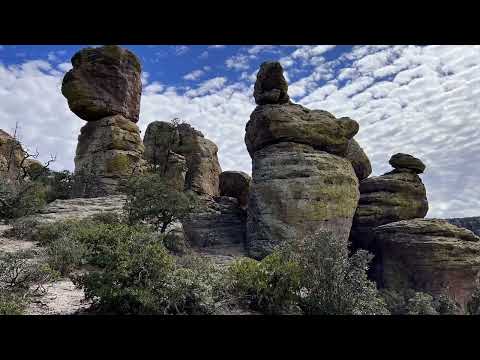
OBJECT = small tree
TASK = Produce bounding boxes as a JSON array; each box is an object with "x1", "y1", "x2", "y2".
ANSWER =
[{"x1": 124, "y1": 172, "x2": 197, "y2": 233}]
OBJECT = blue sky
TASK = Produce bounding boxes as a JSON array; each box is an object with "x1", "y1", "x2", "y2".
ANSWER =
[{"x1": 1, "y1": 45, "x2": 479, "y2": 219}]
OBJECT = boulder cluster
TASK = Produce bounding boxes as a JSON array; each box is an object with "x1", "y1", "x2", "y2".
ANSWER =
[{"x1": 56, "y1": 46, "x2": 480, "y2": 309}]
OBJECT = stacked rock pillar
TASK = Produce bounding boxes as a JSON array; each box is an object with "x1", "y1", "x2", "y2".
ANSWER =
[
  {"x1": 245, "y1": 62, "x2": 360, "y2": 259},
  {"x1": 61, "y1": 45, "x2": 145, "y2": 197}
]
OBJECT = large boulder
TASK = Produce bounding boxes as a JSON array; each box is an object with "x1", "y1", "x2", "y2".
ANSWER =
[
  {"x1": 143, "y1": 121, "x2": 222, "y2": 197},
  {"x1": 345, "y1": 139, "x2": 372, "y2": 181},
  {"x1": 246, "y1": 142, "x2": 359, "y2": 259},
  {"x1": 219, "y1": 171, "x2": 251, "y2": 209},
  {"x1": 374, "y1": 219, "x2": 480, "y2": 310},
  {"x1": 350, "y1": 154, "x2": 428, "y2": 254},
  {"x1": 182, "y1": 195, "x2": 246, "y2": 248},
  {"x1": 73, "y1": 115, "x2": 145, "y2": 197},
  {"x1": 245, "y1": 104, "x2": 359, "y2": 157},
  {"x1": 253, "y1": 61, "x2": 290, "y2": 105},
  {"x1": 61, "y1": 45, "x2": 142, "y2": 123}
]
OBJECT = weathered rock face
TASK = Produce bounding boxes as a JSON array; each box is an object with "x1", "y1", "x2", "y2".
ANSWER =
[
  {"x1": 389, "y1": 153, "x2": 426, "y2": 174},
  {"x1": 143, "y1": 121, "x2": 221, "y2": 197},
  {"x1": 182, "y1": 195, "x2": 246, "y2": 248},
  {"x1": 247, "y1": 142, "x2": 359, "y2": 259},
  {"x1": 219, "y1": 171, "x2": 251, "y2": 209},
  {"x1": 350, "y1": 155, "x2": 428, "y2": 255},
  {"x1": 253, "y1": 61, "x2": 290, "y2": 105},
  {"x1": 61, "y1": 45, "x2": 142, "y2": 123},
  {"x1": 447, "y1": 217, "x2": 480, "y2": 236},
  {"x1": 0, "y1": 129, "x2": 26, "y2": 181},
  {"x1": 246, "y1": 62, "x2": 360, "y2": 259},
  {"x1": 374, "y1": 219, "x2": 480, "y2": 309},
  {"x1": 73, "y1": 115, "x2": 145, "y2": 197},
  {"x1": 245, "y1": 104, "x2": 359, "y2": 157},
  {"x1": 345, "y1": 139, "x2": 372, "y2": 181}
]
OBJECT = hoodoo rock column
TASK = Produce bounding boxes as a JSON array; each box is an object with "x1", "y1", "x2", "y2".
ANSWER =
[
  {"x1": 245, "y1": 61, "x2": 360, "y2": 259},
  {"x1": 61, "y1": 45, "x2": 145, "y2": 197}
]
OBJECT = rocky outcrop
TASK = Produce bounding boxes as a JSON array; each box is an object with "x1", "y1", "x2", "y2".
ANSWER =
[
  {"x1": 446, "y1": 217, "x2": 480, "y2": 236},
  {"x1": 389, "y1": 153, "x2": 426, "y2": 174},
  {"x1": 374, "y1": 219, "x2": 480, "y2": 309},
  {"x1": 72, "y1": 115, "x2": 145, "y2": 197},
  {"x1": 253, "y1": 61, "x2": 290, "y2": 105},
  {"x1": 182, "y1": 195, "x2": 246, "y2": 248},
  {"x1": 62, "y1": 46, "x2": 145, "y2": 197},
  {"x1": 245, "y1": 104, "x2": 359, "y2": 157},
  {"x1": 0, "y1": 129, "x2": 26, "y2": 181},
  {"x1": 246, "y1": 62, "x2": 360, "y2": 259},
  {"x1": 143, "y1": 121, "x2": 221, "y2": 197},
  {"x1": 61, "y1": 45, "x2": 142, "y2": 123},
  {"x1": 350, "y1": 153, "x2": 428, "y2": 257},
  {"x1": 345, "y1": 139, "x2": 372, "y2": 181},
  {"x1": 219, "y1": 171, "x2": 251, "y2": 209}
]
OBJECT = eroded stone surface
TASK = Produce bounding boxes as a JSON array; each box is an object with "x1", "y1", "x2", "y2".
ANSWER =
[
  {"x1": 219, "y1": 171, "x2": 251, "y2": 209},
  {"x1": 246, "y1": 142, "x2": 359, "y2": 259},
  {"x1": 61, "y1": 45, "x2": 142, "y2": 123},
  {"x1": 375, "y1": 218, "x2": 480, "y2": 309},
  {"x1": 389, "y1": 153, "x2": 426, "y2": 174},
  {"x1": 345, "y1": 138, "x2": 372, "y2": 181},
  {"x1": 253, "y1": 61, "x2": 290, "y2": 105}
]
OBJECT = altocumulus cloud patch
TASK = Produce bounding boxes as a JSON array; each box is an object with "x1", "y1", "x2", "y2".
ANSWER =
[{"x1": 0, "y1": 45, "x2": 478, "y2": 218}]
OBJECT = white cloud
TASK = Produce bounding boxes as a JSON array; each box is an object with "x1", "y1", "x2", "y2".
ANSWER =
[
  {"x1": 57, "y1": 62, "x2": 72, "y2": 72},
  {"x1": 199, "y1": 51, "x2": 209, "y2": 59},
  {"x1": 247, "y1": 45, "x2": 275, "y2": 55},
  {"x1": 291, "y1": 45, "x2": 336, "y2": 60},
  {"x1": 183, "y1": 69, "x2": 205, "y2": 81},
  {"x1": 174, "y1": 46, "x2": 189, "y2": 55},
  {"x1": 225, "y1": 54, "x2": 250, "y2": 71},
  {"x1": 208, "y1": 45, "x2": 225, "y2": 49},
  {"x1": 185, "y1": 77, "x2": 228, "y2": 97}
]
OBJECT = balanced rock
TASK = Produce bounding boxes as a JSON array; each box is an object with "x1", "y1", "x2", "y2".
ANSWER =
[
  {"x1": 61, "y1": 45, "x2": 142, "y2": 123},
  {"x1": 374, "y1": 219, "x2": 480, "y2": 309},
  {"x1": 245, "y1": 104, "x2": 359, "y2": 157},
  {"x1": 253, "y1": 61, "x2": 290, "y2": 105},
  {"x1": 350, "y1": 153, "x2": 428, "y2": 255},
  {"x1": 345, "y1": 139, "x2": 372, "y2": 181},
  {"x1": 73, "y1": 115, "x2": 145, "y2": 197},
  {"x1": 246, "y1": 63, "x2": 360, "y2": 259},
  {"x1": 389, "y1": 153, "x2": 426, "y2": 174},
  {"x1": 143, "y1": 121, "x2": 222, "y2": 197},
  {"x1": 219, "y1": 171, "x2": 251, "y2": 209}
]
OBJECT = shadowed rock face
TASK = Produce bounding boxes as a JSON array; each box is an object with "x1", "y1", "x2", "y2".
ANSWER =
[
  {"x1": 245, "y1": 104, "x2": 359, "y2": 157},
  {"x1": 345, "y1": 139, "x2": 372, "y2": 181},
  {"x1": 375, "y1": 219, "x2": 480, "y2": 310},
  {"x1": 253, "y1": 61, "x2": 290, "y2": 105},
  {"x1": 219, "y1": 171, "x2": 251, "y2": 209},
  {"x1": 143, "y1": 121, "x2": 222, "y2": 197},
  {"x1": 61, "y1": 45, "x2": 142, "y2": 123}
]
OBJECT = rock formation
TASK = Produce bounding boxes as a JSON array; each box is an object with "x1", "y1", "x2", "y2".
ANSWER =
[
  {"x1": 345, "y1": 139, "x2": 372, "y2": 181},
  {"x1": 246, "y1": 61, "x2": 360, "y2": 259},
  {"x1": 143, "y1": 121, "x2": 221, "y2": 197},
  {"x1": 219, "y1": 171, "x2": 251, "y2": 209},
  {"x1": 446, "y1": 217, "x2": 480, "y2": 236},
  {"x1": 182, "y1": 195, "x2": 246, "y2": 248},
  {"x1": 0, "y1": 129, "x2": 25, "y2": 181},
  {"x1": 61, "y1": 45, "x2": 145, "y2": 197},
  {"x1": 374, "y1": 219, "x2": 480, "y2": 309},
  {"x1": 61, "y1": 45, "x2": 142, "y2": 123},
  {"x1": 350, "y1": 153, "x2": 428, "y2": 257}
]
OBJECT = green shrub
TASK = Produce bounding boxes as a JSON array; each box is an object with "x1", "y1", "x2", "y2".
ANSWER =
[
  {"x1": 84, "y1": 211, "x2": 124, "y2": 225},
  {"x1": 33, "y1": 220, "x2": 82, "y2": 245},
  {"x1": 0, "y1": 179, "x2": 47, "y2": 220},
  {"x1": 124, "y1": 173, "x2": 197, "y2": 233},
  {"x1": 2, "y1": 217, "x2": 40, "y2": 241},
  {"x1": 0, "y1": 290, "x2": 26, "y2": 315},
  {"x1": 46, "y1": 235, "x2": 88, "y2": 276},
  {"x1": 227, "y1": 253, "x2": 302, "y2": 314},
  {"x1": 405, "y1": 292, "x2": 438, "y2": 315}
]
